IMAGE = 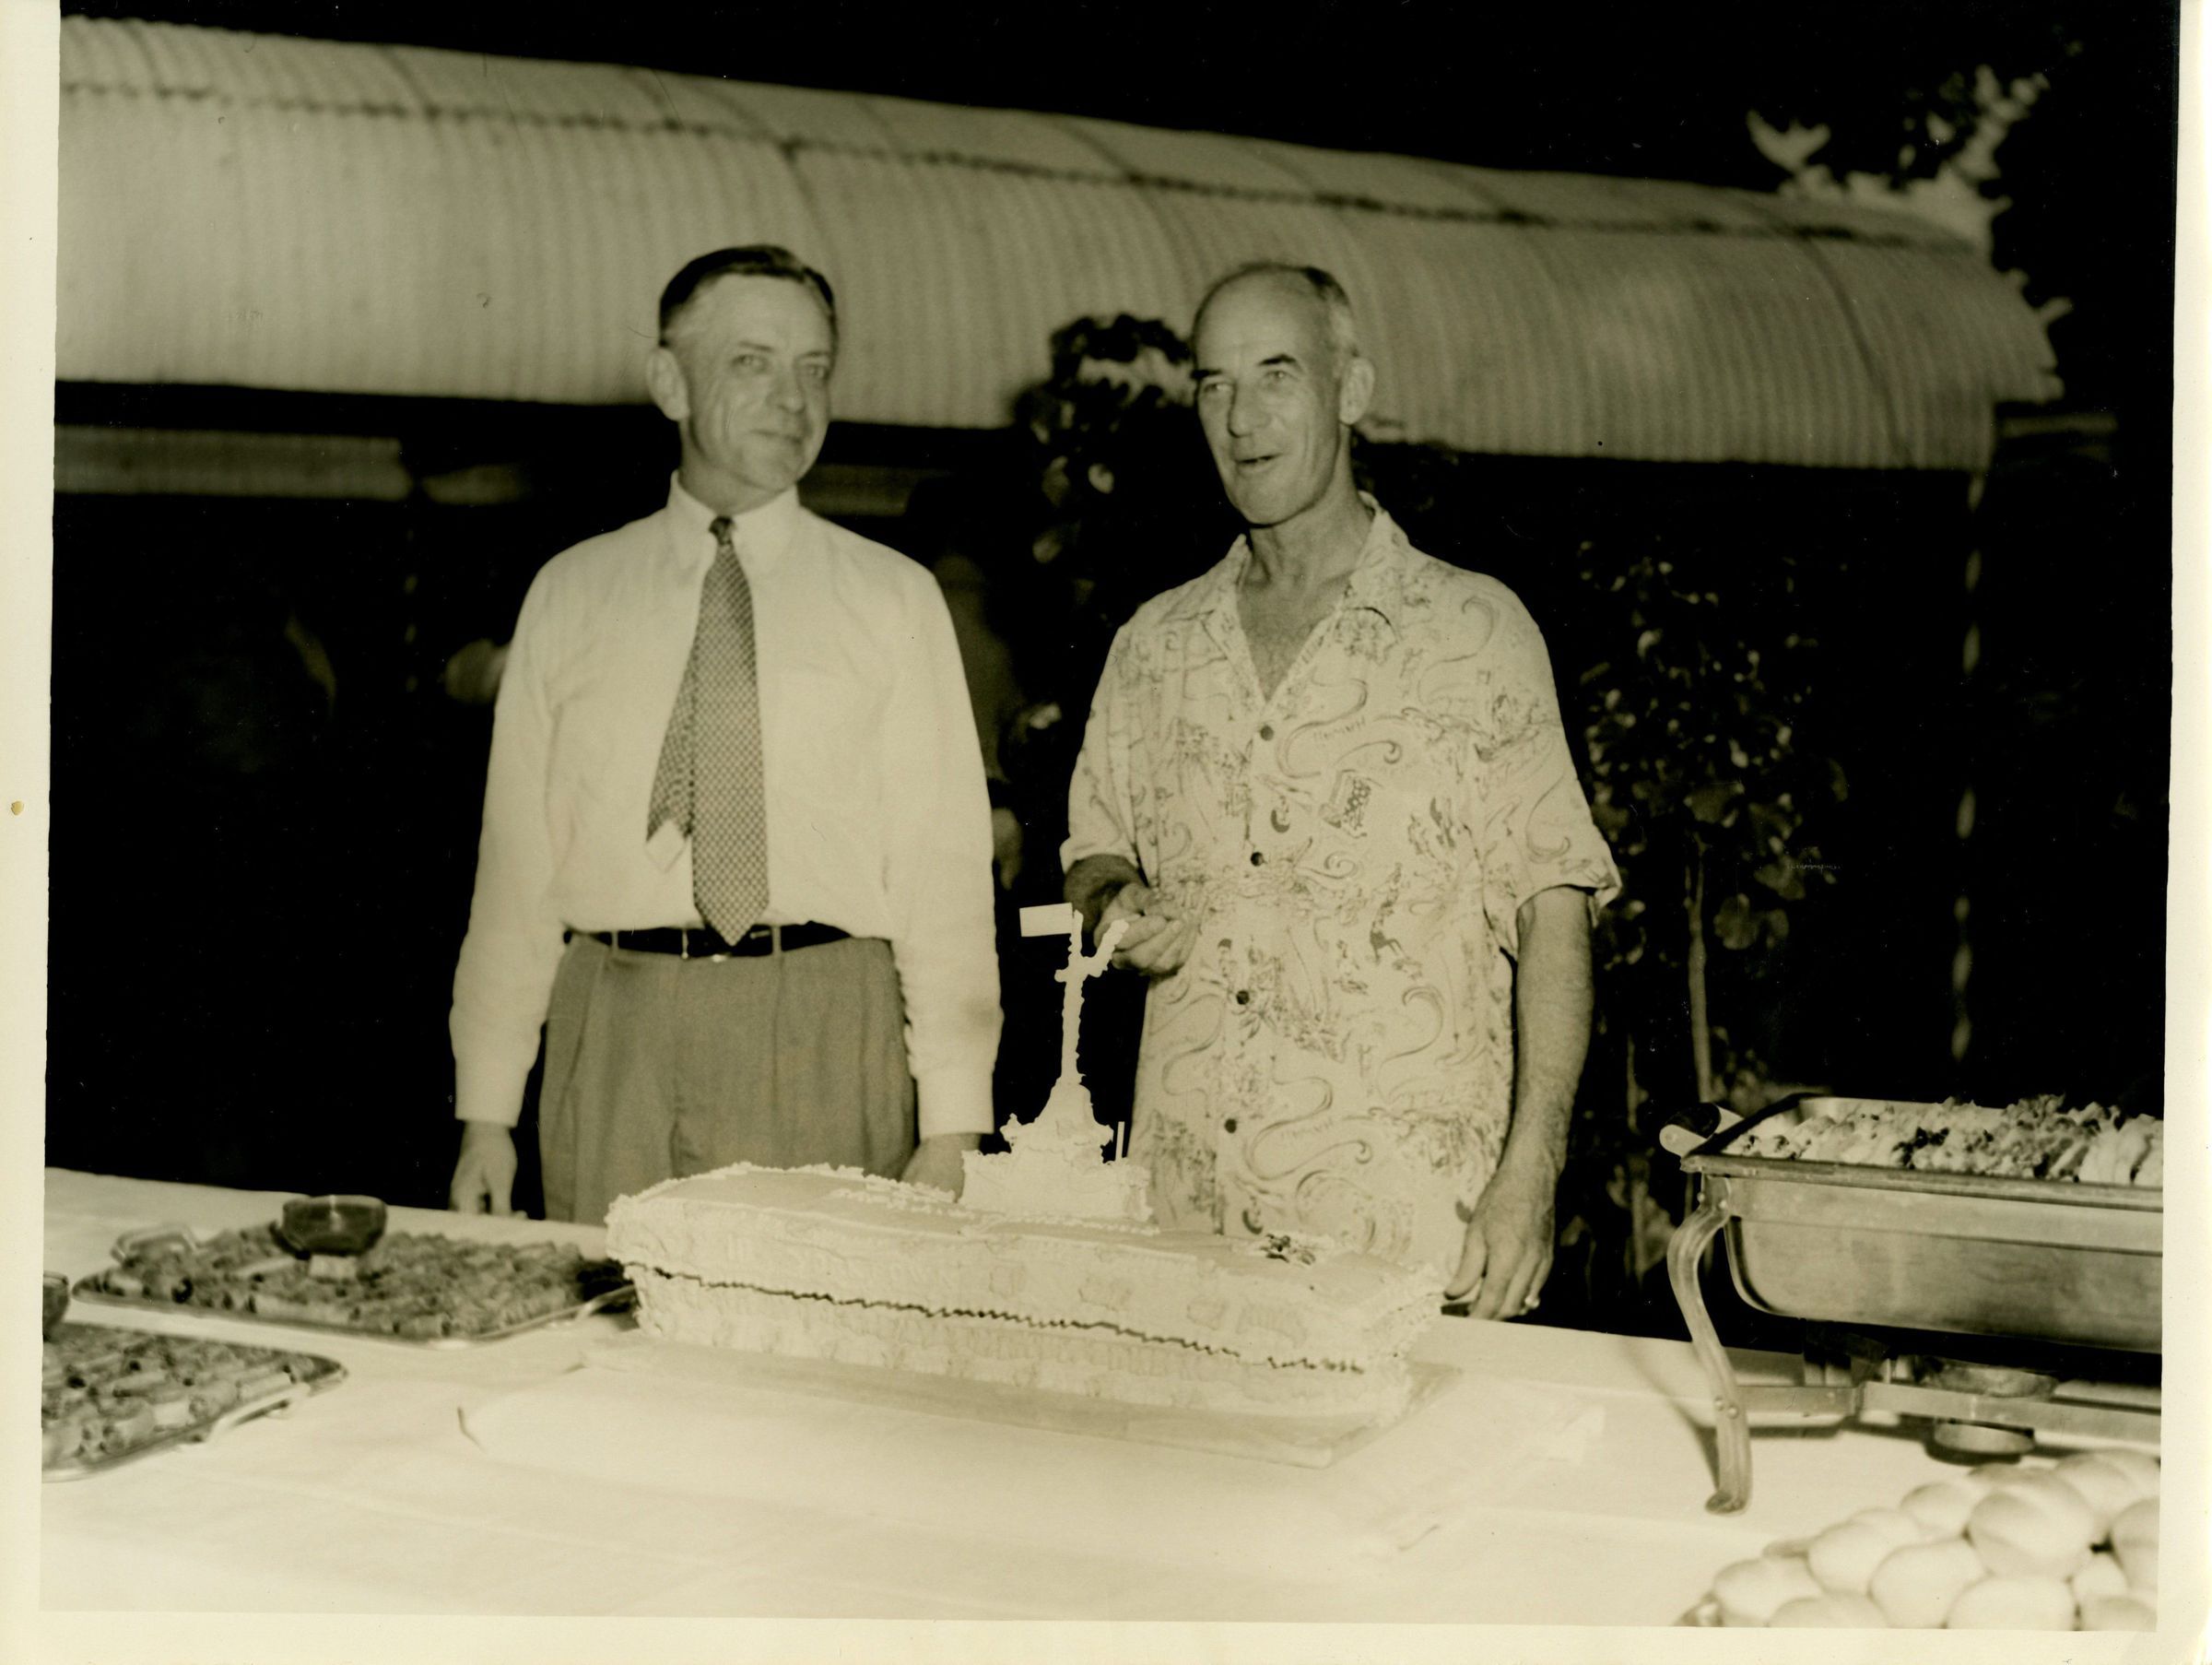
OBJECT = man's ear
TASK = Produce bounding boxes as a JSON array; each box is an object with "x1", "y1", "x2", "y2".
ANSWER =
[
  {"x1": 645, "y1": 345, "x2": 689, "y2": 423},
  {"x1": 1337, "y1": 354, "x2": 1376, "y2": 427}
]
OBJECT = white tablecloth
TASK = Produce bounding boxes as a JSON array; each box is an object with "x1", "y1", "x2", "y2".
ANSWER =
[{"x1": 30, "y1": 1170, "x2": 2115, "y2": 1626}]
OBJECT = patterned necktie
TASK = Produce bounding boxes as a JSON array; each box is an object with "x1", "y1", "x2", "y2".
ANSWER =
[{"x1": 648, "y1": 514, "x2": 769, "y2": 939}]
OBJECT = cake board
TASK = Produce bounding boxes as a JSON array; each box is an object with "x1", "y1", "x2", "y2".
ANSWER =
[{"x1": 581, "y1": 1333, "x2": 1460, "y2": 1470}]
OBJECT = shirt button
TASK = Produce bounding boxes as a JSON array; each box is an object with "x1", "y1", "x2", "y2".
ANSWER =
[
  {"x1": 1235, "y1": 989, "x2": 1251, "y2": 1006},
  {"x1": 1257, "y1": 724, "x2": 1274, "y2": 741},
  {"x1": 1250, "y1": 850, "x2": 1265, "y2": 866},
  {"x1": 1223, "y1": 1117, "x2": 1239, "y2": 1134}
]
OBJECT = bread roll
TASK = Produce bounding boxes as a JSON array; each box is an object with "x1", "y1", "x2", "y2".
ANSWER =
[
  {"x1": 2053, "y1": 1452, "x2": 2145, "y2": 1535},
  {"x1": 1712, "y1": 1554, "x2": 1822, "y2": 1626},
  {"x1": 1968, "y1": 1472, "x2": 2097, "y2": 1578},
  {"x1": 2095, "y1": 1448, "x2": 2161, "y2": 1507},
  {"x1": 2111, "y1": 1497, "x2": 2159, "y2": 1592},
  {"x1": 2078, "y1": 1594, "x2": 2155, "y2": 1631},
  {"x1": 1869, "y1": 1537, "x2": 1986, "y2": 1628},
  {"x1": 1771, "y1": 1592, "x2": 1888, "y2": 1627},
  {"x1": 1810, "y1": 1520, "x2": 1904, "y2": 1594},
  {"x1": 1902, "y1": 1480, "x2": 1984, "y2": 1538},
  {"x1": 2071, "y1": 1549, "x2": 2130, "y2": 1605},
  {"x1": 1851, "y1": 1506, "x2": 1930, "y2": 1548},
  {"x1": 1946, "y1": 1575, "x2": 2077, "y2": 1629}
]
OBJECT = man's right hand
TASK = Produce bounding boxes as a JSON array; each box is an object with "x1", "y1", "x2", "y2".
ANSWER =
[
  {"x1": 1099, "y1": 880, "x2": 1197, "y2": 978},
  {"x1": 449, "y1": 1121, "x2": 518, "y2": 1215}
]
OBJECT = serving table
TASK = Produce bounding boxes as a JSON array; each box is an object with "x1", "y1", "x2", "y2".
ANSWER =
[{"x1": 37, "y1": 1169, "x2": 2144, "y2": 1624}]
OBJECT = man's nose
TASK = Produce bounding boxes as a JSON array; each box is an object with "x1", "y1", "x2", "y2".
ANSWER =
[
  {"x1": 771, "y1": 368, "x2": 807, "y2": 412},
  {"x1": 1226, "y1": 383, "x2": 1263, "y2": 436}
]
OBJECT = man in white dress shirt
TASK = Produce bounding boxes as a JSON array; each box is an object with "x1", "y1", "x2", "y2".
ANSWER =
[{"x1": 447, "y1": 246, "x2": 1001, "y2": 1222}]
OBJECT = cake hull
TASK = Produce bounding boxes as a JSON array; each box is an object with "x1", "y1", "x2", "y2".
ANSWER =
[
  {"x1": 607, "y1": 1166, "x2": 1440, "y2": 1371},
  {"x1": 629, "y1": 1268, "x2": 1417, "y2": 1422}
]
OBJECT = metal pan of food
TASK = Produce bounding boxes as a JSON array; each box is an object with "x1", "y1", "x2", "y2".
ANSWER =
[
  {"x1": 43, "y1": 1321, "x2": 347, "y2": 1481},
  {"x1": 1665, "y1": 1096, "x2": 2162, "y2": 1352},
  {"x1": 72, "y1": 1214, "x2": 633, "y2": 1349}
]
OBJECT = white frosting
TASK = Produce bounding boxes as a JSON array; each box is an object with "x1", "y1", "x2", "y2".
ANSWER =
[{"x1": 607, "y1": 1163, "x2": 1441, "y2": 1420}]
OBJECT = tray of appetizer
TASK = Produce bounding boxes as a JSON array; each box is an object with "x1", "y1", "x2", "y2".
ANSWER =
[
  {"x1": 72, "y1": 1198, "x2": 632, "y2": 1347},
  {"x1": 43, "y1": 1315, "x2": 347, "y2": 1480},
  {"x1": 1664, "y1": 1096, "x2": 2162, "y2": 1352}
]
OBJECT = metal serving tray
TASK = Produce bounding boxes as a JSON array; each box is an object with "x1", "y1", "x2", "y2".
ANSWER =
[
  {"x1": 43, "y1": 1321, "x2": 347, "y2": 1482},
  {"x1": 1677, "y1": 1096, "x2": 2162, "y2": 1352},
  {"x1": 73, "y1": 1224, "x2": 633, "y2": 1350}
]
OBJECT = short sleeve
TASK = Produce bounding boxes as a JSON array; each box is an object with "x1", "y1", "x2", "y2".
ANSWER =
[{"x1": 1470, "y1": 596, "x2": 1622, "y2": 960}]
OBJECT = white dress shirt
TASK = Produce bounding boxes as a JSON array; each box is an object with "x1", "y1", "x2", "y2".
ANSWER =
[{"x1": 452, "y1": 477, "x2": 1002, "y2": 1140}]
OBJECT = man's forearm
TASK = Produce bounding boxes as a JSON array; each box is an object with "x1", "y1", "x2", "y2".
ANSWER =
[
  {"x1": 1065, "y1": 853, "x2": 1142, "y2": 932},
  {"x1": 1500, "y1": 888, "x2": 1594, "y2": 1180}
]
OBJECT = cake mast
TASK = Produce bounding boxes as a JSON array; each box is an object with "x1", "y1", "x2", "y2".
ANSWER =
[{"x1": 960, "y1": 903, "x2": 1153, "y2": 1223}]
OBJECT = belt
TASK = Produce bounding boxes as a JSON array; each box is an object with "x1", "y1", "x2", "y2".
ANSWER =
[{"x1": 584, "y1": 922, "x2": 850, "y2": 960}]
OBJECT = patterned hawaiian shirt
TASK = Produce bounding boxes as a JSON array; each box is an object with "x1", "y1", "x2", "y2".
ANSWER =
[{"x1": 1064, "y1": 502, "x2": 1621, "y2": 1278}]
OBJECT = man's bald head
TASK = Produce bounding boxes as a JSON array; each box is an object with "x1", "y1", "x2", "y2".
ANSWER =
[{"x1": 1194, "y1": 263, "x2": 1361, "y2": 373}]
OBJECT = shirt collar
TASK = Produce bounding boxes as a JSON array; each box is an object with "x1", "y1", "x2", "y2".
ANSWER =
[
  {"x1": 665, "y1": 474, "x2": 804, "y2": 574},
  {"x1": 1174, "y1": 493, "x2": 1416, "y2": 635}
]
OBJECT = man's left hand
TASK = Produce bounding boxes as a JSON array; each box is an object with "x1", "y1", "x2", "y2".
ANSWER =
[
  {"x1": 1445, "y1": 1159, "x2": 1557, "y2": 1319},
  {"x1": 900, "y1": 1133, "x2": 982, "y2": 1197}
]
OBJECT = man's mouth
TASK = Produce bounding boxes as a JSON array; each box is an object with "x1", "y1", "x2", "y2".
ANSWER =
[{"x1": 1234, "y1": 454, "x2": 1277, "y2": 473}]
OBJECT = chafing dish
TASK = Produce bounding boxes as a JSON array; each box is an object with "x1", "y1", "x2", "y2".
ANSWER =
[{"x1": 1663, "y1": 1096, "x2": 2161, "y2": 1512}]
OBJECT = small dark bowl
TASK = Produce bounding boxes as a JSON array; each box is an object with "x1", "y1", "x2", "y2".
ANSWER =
[
  {"x1": 42, "y1": 1273, "x2": 69, "y2": 1338},
  {"x1": 281, "y1": 1195, "x2": 389, "y2": 1257}
]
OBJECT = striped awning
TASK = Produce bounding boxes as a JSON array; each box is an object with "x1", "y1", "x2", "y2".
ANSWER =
[{"x1": 58, "y1": 17, "x2": 2061, "y2": 470}]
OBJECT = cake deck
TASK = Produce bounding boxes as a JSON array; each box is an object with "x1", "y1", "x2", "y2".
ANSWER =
[{"x1": 583, "y1": 1334, "x2": 1459, "y2": 1469}]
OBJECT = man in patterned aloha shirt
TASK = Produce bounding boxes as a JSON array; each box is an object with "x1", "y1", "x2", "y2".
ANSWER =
[{"x1": 1063, "y1": 264, "x2": 1620, "y2": 1316}]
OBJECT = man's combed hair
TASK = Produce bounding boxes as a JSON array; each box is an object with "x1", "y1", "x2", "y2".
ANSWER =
[
  {"x1": 1195, "y1": 261, "x2": 1360, "y2": 366},
  {"x1": 659, "y1": 245, "x2": 838, "y2": 342}
]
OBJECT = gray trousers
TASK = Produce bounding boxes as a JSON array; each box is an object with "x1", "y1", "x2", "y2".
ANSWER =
[{"x1": 538, "y1": 932, "x2": 916, "y2": 1223}]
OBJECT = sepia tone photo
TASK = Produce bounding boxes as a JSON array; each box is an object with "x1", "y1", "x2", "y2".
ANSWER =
[{"x1": 14, "y1": 1, "x2": 2204, "y2": 1659}]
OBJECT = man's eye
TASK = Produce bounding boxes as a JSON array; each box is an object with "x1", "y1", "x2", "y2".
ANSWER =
[
  {"x1": 734, "y1": 354, "x2": 767, "y2": 372},
  {"x1": 802, "y1": 362, "x2": 831, "y2": 383},
  {"x1": 1196, "y1": 381, "x2": 1228, "y2": 400}
]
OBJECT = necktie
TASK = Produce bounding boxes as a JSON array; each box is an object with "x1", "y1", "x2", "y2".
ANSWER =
[{"x1": 648, "y1": 514, "x2": 770, "y2": 939}]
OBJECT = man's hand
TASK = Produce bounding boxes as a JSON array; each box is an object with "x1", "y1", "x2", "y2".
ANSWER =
[
  {"x1": 991, "y1": 806, "x2": 1024, "y2": 892},
  {"x1": 1444, "y1": 1157, "x2": 1557, "y2": 1318},
  {"x1": 449, "y1": 1121, "x2": 518, "y2": 1215},
  {"x1": 900, "y1": 1132, "x2": 982, "y2": 1197},
  {"x1": 1443, "y1": 888, "x2": 1592, "y2": 1318},
  {"x1": 1099, "y1": 880, "x2": 1197, "y2": 977}
]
